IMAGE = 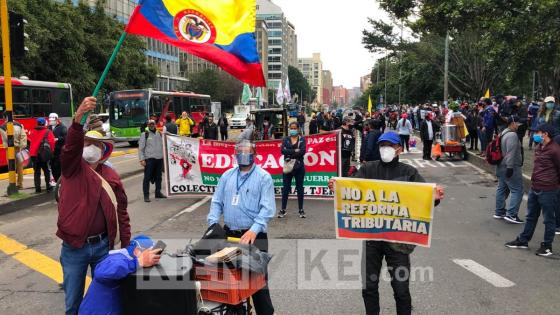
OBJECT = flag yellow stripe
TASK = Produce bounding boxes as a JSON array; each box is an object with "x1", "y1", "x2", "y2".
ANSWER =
[
  {"x1": 0, "y1": 233, "x2": 91, "y2": 289},
  {"x1": 163, "y1": 0, "x2": 255, "y2": 45}
]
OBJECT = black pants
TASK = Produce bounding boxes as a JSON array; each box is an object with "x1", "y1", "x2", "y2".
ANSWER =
[
  {"x1": 143, "y1": 158, "x2": 163, "y2": 197},
  {"x1": 422, "y1": 140, "x2": 433, "y2": 159},
  {"x1": 32, "y1": 156, "x2": 50, "y2": 192},
  {"x1": 399, "y1": 135, "x2": 410, "y2": 152},
  {"x1": 468, "y1": 129, "x2": 478, "y2": 150},
  {"x1": 51, "y1": 155, "x2": 62, "y2": 182},
  {"x1": 220, "y1": 128, "x2": 228, "y2": 140},
  {"x1": 342, "y1": 155, "x2": 351, "y2": 177},
  {"x1": 224, "y1": 227, "x2": 274, "y2": 315},
  {"x1": 362, "y1": 241, "x2": 411, "y2": 315},
  {"x1": 281, "y1": 166, "x2": 305, "y2": 211},
  {"x1": 485, "y1": 128, "x2": 495, "y2": 147}
]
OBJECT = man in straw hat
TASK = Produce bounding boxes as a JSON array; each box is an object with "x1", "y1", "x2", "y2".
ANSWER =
[{"x1": 57, "y1": 97, "x2": 131, "y2": 315}]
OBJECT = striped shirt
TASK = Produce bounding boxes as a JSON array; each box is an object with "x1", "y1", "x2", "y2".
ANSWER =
[{"x1": 207, "y1": 164, "x2": 276, "y2": 234}]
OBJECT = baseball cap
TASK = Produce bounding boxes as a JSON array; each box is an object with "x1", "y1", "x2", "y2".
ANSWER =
[
  {"x1": 126, "y1": 235, "x2": 154, "y2": 256},
  {"x1": 377, "y1": 131, "x2": 401, "y2": 145},
  {"x1": 535, "y1": 123, "x2": 556, "y2": 136},
  {"x1": 544, "y1": 96, "x2": 555, "y2": 103},
  {"x1": 36, "y1": 117, "x2": 46, "y2": 125},
  {"x1": 48, "y1": 113, "x2": 58, "y2": 121}
]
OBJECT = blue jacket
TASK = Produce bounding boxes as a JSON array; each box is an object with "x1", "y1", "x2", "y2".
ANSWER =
[
  {"x1": 483, "y1": 106, "x2": 496, "y2": 130},
  {"x1": 360, "y1": 129, "x2": 382, "y2": 162},
  {"x1": 79, "y1": 249, "x2": 138, "y2": 315}
]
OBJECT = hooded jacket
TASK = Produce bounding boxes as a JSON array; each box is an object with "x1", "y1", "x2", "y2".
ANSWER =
[
  {"x1": 353, "y1": 159, "x2": 440, "y2": 254},
  {"x1": 57, "y1": 122, "x2": 131, "y2": 249}
]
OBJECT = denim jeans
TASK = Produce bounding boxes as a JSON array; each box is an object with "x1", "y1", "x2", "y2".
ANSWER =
[
  {"x1": 60, "y1": 237, "x2": 109, "y2": 315},
  {"x1": 519, "y1": 189, "x2": 559, "y2": 246},
  {"x1": 281, "y1": 166, "x2": 305, "y2": 211},
  {"x1": 495, "y1": 166, "x2": 523, "y2": 217},
  {"x1": 362, "y1": 241, "x2": 411, "y2": 315},
  {"x1": 478, "y1": 128, "x2": 487, "y2": 152}
]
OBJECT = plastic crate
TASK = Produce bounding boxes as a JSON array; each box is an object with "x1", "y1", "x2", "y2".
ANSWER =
[{"x1": 194, "y1": 264, "x2": 266, "y2": 305}]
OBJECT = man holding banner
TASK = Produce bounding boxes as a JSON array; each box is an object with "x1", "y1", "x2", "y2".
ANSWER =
[{"x1": 329, "y1": 131, "x2": 444, "y2": 315}]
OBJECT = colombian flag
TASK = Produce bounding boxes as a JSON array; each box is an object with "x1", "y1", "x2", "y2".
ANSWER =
[{"x1": 126, "y1": 0, "x2": 266, "y2": 86}]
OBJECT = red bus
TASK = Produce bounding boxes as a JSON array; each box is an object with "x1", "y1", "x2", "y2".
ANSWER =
[{"x1": 0, "y1": 77, "x2": 73, "y2": 168}]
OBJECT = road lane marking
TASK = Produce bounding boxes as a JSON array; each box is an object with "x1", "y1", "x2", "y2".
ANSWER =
[
  {"x1": 0, "y1": 233, "x2": 91, "y2": 289},
  {"x1": 452, "y1": 259, "x2": 515, "y2": 288},
  {"x1": 112, "y1": 157, "x2": 138, "y2": 166},
  {"x1": 467, "y1": 152, "x2": 531, "y2": 180},
  {"x1": 122, "y1": 173, "x2": 144, "y2": 182},
  {"x1": 0, "y1": 168, "x2": 33, "y2": 181},
  {"x1": 169, "y1": 196, "x2": 212, "y2": 220}
]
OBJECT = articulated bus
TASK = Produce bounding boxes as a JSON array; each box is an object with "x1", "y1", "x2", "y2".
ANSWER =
[
  {"x1": 108, "y1": 89, "x2": 211, "y2": 145},
  {"x1": 0, "y1": 77, "x2": 73, "y2": 168}
]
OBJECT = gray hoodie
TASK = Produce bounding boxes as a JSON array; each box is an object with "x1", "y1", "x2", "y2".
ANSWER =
[{"x1": 499, "y1": 128, "x2": 522, "y2": 169}]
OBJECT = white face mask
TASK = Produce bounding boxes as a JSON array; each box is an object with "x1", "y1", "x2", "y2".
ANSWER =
[
  {"x1": 49, "y1": 120, "x2": 56, "y2": 126},
  {"x1": 83, "y1": 145, "x2": 102, "y2": 164},
  {"x1": 379, "y1": 146, "x2": 397, "y2": 163}
]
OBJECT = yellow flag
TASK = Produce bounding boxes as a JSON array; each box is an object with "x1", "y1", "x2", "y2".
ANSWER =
[
  {"x1": 484, "y1": 89, "x2": 490, "y2": 98},
  {"x1": 368, "y1": 95, "x2": 372, "y2": 114}
]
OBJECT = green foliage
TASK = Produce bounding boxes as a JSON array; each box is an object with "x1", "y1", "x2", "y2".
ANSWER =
[
  {"x1": 373, "y1": 0, "x2": 560, "y2": 99},
  {"x1": 185, "y1": 69, "x2": 242, "y2": 110},
  {"x1": 288, "y1": 66, "x2": 313, "y2": 103},
  {"x1": 3, "y1": 0, "x2": 157, "y2": 102}
]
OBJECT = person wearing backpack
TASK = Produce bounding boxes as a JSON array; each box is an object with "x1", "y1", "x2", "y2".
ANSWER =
[
  {"x1": 29, "y1": 117, "x2": 55, "y2": 193},
  {"x1": 493, "y1": 116, "x2": 524, "y2": 224},
  {"x1": 139, "y1": 120, "x2": 165, "y2": 203}
]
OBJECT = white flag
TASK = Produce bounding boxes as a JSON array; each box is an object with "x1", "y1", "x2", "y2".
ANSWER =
[
  {"x1": 276, "y1": 81, "x2": 284, "y2": 105},
  {"x1": 284, "y1": 77, "x2": 292, "y2": 103}
]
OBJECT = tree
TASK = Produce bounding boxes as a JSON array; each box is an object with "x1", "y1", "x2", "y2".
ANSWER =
[
  {"x1": 3, "y1": 0, "x2": 157, "y2": 102},
  {"x1": 288, "y1": 66, "x2": 313, "y2": 103},
  {"x1": 185, "y1": 69, "x2": 242, "y2": 111}
]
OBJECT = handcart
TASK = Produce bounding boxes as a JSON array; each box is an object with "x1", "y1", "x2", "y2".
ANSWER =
[{"x1": 434, "y1": 124, "x2": 468, "y2": 161}]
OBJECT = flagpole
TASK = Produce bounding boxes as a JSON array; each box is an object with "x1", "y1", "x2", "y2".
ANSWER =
[{"x1": 80, "y1": 31, "x2": 128, "y2": 125}]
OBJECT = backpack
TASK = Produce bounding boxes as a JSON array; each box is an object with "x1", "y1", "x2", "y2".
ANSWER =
[
  {"x1": 38, "y1": 130, "x2": 52, "y2": 162},
  {"x1": 485, "y1": 131, "x2": 511, "y2": 165}
]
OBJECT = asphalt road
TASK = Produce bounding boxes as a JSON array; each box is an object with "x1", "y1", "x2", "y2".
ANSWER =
[{"x1": 0, "y1": 144, "x2": 559, "y2": 314}]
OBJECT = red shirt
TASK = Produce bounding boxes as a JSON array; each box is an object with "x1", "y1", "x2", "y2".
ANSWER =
[{"x1": 28, "y1": 127, "x2": 55, "y2": 157}]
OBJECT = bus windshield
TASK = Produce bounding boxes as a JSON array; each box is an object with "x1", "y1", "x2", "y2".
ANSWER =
[{"x1": 110, "y1": 91, "x2": 149, "y2": 128}]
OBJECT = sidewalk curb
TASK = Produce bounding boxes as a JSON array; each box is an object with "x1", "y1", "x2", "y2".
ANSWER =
[
  {"x1": 0, "y1": 168, "x2": 143, "y2": 216},
  {"x1": 466, "y1": 150, "x2": 532, "y2": 191}
]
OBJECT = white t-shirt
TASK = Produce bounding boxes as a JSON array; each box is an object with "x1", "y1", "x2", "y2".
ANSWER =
[{"x1": 426, "y1": 121, "x2": 433, "y2": 140}]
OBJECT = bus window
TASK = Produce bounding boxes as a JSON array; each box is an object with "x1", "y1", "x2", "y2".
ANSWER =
[
  {"x1": 173, "y1": 97, "x2": 182, "y2": 114},
  {"x1": 149, "y1": 95, "x2": 163, "y2": 121},
  {"x1": 52, "y1": 89, "x2": 71, "y2": 117},
  {"x1": 110, "y1": 91, "x2": 148, "y2": 128},
  {"x1": 32, "y1": 89, "x2": 53, "y2": 117}
]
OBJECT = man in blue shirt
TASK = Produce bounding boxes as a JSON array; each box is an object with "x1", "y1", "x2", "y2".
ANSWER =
[{"x1": 207, "y1": 139, "x2": 276, "y2": 315}]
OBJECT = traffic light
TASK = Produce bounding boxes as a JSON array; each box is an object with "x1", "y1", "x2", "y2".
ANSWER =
[{"x1": 9, "y1": 11, "x2": 28, "y2": 59}]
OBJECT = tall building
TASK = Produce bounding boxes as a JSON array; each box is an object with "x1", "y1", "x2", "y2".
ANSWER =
[
  {"x1": 332, "y1": 85, "x2": 349, "y2": 106},
  {"x1": 257, "y1": 0, "x2": 298, "y2": 90},
  {"x1": 322, "y1": 70, "x2": 333, "y2": 106},
  {"x1": 255, "y1": 19, "x2": 269, "y2": 103},
  {"x1": 298, "y1": 53, "x2": 323, "y2": 104},
  {"x1": 360, "y1": 74, "x2": 372, "y2": 93},
  {"x1": 348, "y1": 87, "x2": 362, "y2": 105},
  {"x1": 69, "y1": 0, "x2": 186, "y2": 91}
]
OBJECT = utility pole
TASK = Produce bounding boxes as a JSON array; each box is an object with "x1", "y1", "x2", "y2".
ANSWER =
[
  {"x1": 532, "y1": 71, "x2": 536, "y2": 101},
  {"x1": 1, "y1": 0, "x2": 18, "y2": 195},
  {"x1": 398, "y1": 21, "x2": 403, "y2": 106},
  {"x1": 443, "y1": 30, "x2": 449, "y2": 107},
  {"x1": 384, "y1": 48, "x2": 388, "y2": 105}
]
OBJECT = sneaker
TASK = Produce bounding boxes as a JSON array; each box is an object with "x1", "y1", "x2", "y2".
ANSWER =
[
  {"x1": 493, "y1": 214, "x2": 505, "y2": 219},
  {"x1": 505, "y1": 238, "x2": 528, "y2": 249},
  {"x1": 504, "y1": 215, "x2": 524, "y2": 224},
  {"x1": 278, "y1": 210, "x2": 286, "y2": 218},
  {"x1": 299, "y1": 210, "x2": 306, "y2": 218},
  {"x1": 556, "y1": 228, "x2": 560, "y2": 235},
  {"x1": 155, "y1": 193, "x2": 167, "y2": 199},
  {"x1": 144, "y1": 196, "x2": 151, "y2": 203},
  {"x1": 536, "y1": 243, "x2": 553, "y2": 257}
]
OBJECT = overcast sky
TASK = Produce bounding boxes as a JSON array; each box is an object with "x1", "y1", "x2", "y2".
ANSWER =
[{"x1": 273, "y1": 0, "x2": 389, "y2": 88}]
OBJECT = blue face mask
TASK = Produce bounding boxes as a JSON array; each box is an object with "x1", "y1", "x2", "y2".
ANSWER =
[
  {"x1": 289, "y1": 129, "x2": 299, "y2": 137},
  {"x1": 546, "y1": 102, "x2": 555, "y2": 110},
  {"x1": 533, "y1": 134, "x2": 544, "y2": 144},
  {"x1": 236, "y1": 153, "x2": 254, "y2": 166}
]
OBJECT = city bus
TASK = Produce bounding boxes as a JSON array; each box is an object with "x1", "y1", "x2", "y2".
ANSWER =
[
  {"x1": 0, "y1": 77, "x2": 73, "y2": 168},
  {"x1": 108, "y1": 89, "x2": 211, "y2": 145}
]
